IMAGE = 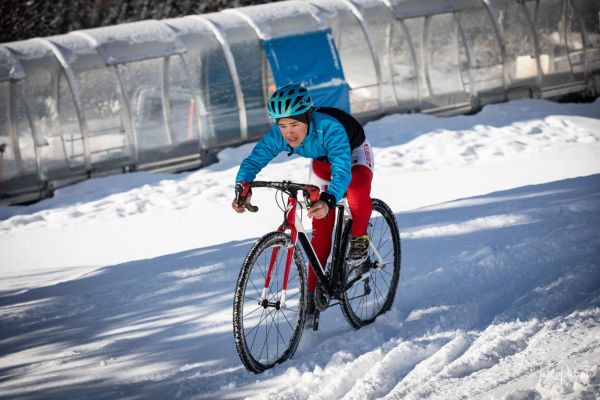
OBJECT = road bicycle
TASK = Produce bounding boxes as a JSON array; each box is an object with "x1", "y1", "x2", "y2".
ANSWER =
[{"x1": 232, "y1": 181, "x2": 401, "y2": 373}]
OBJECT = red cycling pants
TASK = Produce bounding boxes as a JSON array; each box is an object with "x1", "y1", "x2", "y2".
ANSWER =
[{"x1": 307, "y1": 161, "x2": 373, "y2": 294}]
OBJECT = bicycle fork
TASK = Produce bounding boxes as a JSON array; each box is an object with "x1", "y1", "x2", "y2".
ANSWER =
[{"x1": 260, "y1": 195, "x2": 300, "y2": 308}]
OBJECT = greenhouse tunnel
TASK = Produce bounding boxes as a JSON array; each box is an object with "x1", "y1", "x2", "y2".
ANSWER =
[{"x1": 0, "y1": 0, "x2": 598, "y2": 205}]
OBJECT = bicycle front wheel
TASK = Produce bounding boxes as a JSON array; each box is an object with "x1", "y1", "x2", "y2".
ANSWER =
[
  {"x1": 340, "y1": 198, "x2": 401, "y2": 328},
  {"x1": 233, "y1": 231, "x2": 307, "y2": 373}
]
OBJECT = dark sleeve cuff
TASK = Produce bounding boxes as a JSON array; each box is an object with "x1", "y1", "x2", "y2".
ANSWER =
[{"x1": 319, "y1": 191, "x2": 337, "y2": 209}]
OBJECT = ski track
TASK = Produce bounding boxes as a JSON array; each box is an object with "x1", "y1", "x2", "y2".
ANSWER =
[{"x1": 1, "y1": 99, "x2": 600, "y2": 399}]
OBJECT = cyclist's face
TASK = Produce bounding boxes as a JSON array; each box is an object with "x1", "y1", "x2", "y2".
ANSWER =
[{"x1": 278, "y1": 118, "x2": 308, "y2": 148}]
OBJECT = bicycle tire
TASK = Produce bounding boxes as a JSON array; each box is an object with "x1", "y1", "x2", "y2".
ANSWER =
[
  {"x1": 340, "y1": 198, "x2": 401, "y2": 328},
  {"x1": 233, "y1": 231, "x2": 307, "y2": 373}
]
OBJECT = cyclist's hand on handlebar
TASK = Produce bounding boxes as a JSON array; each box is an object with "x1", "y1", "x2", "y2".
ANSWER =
[
  {"x1": 233, "y1": 182, "x2": 258, "y2": 213},
  {"x1": 307, "y1": 200, "x2": 329, "y2": 219},
  {"x1": 233, "y1": 182, "x2": 251, "y2": 213},
  {"x1": 232, "y1": 194, "x2": 251, "y2": 213}
]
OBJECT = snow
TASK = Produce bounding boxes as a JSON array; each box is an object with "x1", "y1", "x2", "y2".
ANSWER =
[
  {"x1": 83, "y1": 20, "x2": 179, "y2": 45},
  {"x1": 1, "y1": 98, "x2": 599, "y2": 399},
  {"x1": 225, "y1": 2, "x2": 324, "y2": 40}
]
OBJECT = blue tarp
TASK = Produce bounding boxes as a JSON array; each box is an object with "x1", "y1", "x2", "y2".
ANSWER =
[{"x1": 264, "y1": 30, "x2": 350, "y2": 112}]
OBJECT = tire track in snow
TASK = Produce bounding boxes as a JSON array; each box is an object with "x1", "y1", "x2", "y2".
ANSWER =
[
  {"x1": 393, "y1": 309, "x2": 600, "y2": 399},
  {"x1": 246, "y1": 335, "x2": 445, "y2": 400},
  {"x1": 381, "y1": 334, "x2": 473, "y2": 399},
  {"x1": 341, "y1": 339, "x2": 441, "y2": 400},
  {"x1": 443, "y1": 319, "x2": 542, "y2": 380}
]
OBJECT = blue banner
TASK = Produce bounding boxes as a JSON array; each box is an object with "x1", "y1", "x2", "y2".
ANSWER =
[{"x1": 264, "y1": 30, "x2": 350, "y2": 112}]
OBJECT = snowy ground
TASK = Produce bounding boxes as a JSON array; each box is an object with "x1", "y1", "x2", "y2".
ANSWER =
[{"x1": 1, "y1": 99, "x2": 599, "y2": 399}]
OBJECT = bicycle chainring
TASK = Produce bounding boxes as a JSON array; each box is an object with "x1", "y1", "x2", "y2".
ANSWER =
[{"x1": 314, "y1": 283, "x2": 330, "y2": 312}]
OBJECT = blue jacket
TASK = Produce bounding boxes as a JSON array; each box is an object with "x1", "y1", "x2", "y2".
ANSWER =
[{"x1": 235, "y1": 111, "x2": 352, "y2": 202}]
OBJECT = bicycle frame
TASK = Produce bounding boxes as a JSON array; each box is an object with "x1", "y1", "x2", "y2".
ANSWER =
[
  {"x1": 260, "y1": 192, "x2": 339, "y2": 307},
  {"x1": 250, "y1": 181, "x2": 387, "y2": 309},
  {"x1": 259, "y1": 193, "x2": 382, "y2": 309}
]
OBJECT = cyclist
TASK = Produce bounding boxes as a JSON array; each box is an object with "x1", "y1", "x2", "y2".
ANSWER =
[{"x1": 232, "y1": 82, "x2": 374, "y2": 317}]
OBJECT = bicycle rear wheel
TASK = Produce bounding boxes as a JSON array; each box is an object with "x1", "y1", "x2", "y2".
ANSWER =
[
  {"x1": 340, "y1": 198, "x2": 401, "y2": 328},
  {"x1": 233, "y1": 231, "x2": 307, "y2": 373}
]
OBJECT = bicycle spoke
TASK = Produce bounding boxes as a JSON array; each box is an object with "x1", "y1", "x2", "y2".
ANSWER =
[
  {"x1": 258, "y1": 313, "x2": 269, "y2": 363},
  {"x1": 234, "y1": 231, "x2": 307, "y2": 372},
  {"x1": 269, "y1": 309, "x2": 288, "y2": 352},
  {"x1": 377, "y1": 270, "x2": 391, "y2": 292},
  {"x1": 244, "y1": 295, "x2": 261, "y2": 303},
  {"x1": 248, "y1": 308, "x2": 268, "y2": 353},
  {"x1": 243, "y1": 304, "x2": 263, "y2": 319},
  {"x1": 339, "y1": 200, "x2": 400, "y2": 329},
  {"x1": 374, "y1": 279, "x2": 387, "y2": 305},
  {"x1": 245, "y1": 307, "x2": 270, "y2": 339},
  {"x1": 378, "y1": 267, "x2": 393, "y2": 278},
  {"x1": 248, "y1": 276, "x2": 263, "y2": 300},
  {"x1": 279, "y1": 307, "x2": 297, "y2": 331}
]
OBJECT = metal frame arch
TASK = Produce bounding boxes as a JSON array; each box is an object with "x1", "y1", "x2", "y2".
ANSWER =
[
  {"x1": 481, "y1": 0, "x2": 509, "y2": 94},
  {"x1": 302, "y1": 0, "x2": 332, "y2": 28},
  {"x1": 19, "y1": 84, "x2": 48, "y2": 183},
  {"x1": 559, "y1": 0, "x2": 577, "y2": 77},
  {"x1": 161, "y1": 56, "x2": 175, "y2": 145},
  {"x1": 223, "y1": 9, "x2": 266, "y2": 40},
  {"x1": 338, "y1": 0, "x2": 385, "y2": 110},
  {"x1": 221, "y1": 8, "x2": 274, "y2": 122},
  {"x1": 70, "y1": 31, "x2": 139, "y2": 166},
  {"x1": 383, "y1": 18, "x2": 398, "y2": 108},
  {"x1": 3, "y1": 44, "x2": 48, "y2": 185},
  {"x1": 146, "y1": 22, "x2": 188, "y2": 150},
  {"x1": 0, "y1": 46, "x2": 26, "y2": 81},
  {"x1": 6, "y1": 81, "x2": 24, "y2": 174},
  {"x1": 518, "y1": 0, "x2": 543, "y2": 96},
  {"x1": 422, "y1": 15, "x2": 434, "y2": 99},
  {"x1": 191, "y1": 15, "x2": 249, "y2": 142},
  {"x1": 157, "y1": 18, "x2": 214, "y2": 151},
  {"x1": 380, "y1": 0, "x2": 423, "y2": 109},
  {"x1": 446, "y1": 0, "x2": 477, "y2": 104},
  {"x1": 1, "y1": 47, "x2": 27, "y2": 174},
  {"x1": 567, "y1": 0, "x2": 591, "y2": 86},
  {"x1": 36, "y1": 38, "x2": 92, "y2": 174},
  {"x1": 176, "y1": 51, "x2": 212, "y2": 150},
  {"x1": 562, "y1": 0, "x2": 590, "y2": 86}
]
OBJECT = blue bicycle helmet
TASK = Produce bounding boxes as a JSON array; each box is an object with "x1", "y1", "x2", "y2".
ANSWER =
[{"x1": 267, "y1": 83, "x2": 313, "y2": 119}]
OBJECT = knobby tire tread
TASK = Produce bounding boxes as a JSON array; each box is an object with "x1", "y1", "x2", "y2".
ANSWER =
[
  {"x1": 339, "y1": 198, "x2": 401, "y2": 329},
  {"x1": 233, "y1": 231, "x2": 307, "y2": 373}
]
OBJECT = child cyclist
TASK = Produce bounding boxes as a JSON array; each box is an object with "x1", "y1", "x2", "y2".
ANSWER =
[{"x1": 232, "y1": 82, "x2": 374, "y2": 316}]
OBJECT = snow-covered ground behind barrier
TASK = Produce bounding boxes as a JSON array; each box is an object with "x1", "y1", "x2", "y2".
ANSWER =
[{"x1": 1, "y1": 99, "x2": 599, "y2": 399}]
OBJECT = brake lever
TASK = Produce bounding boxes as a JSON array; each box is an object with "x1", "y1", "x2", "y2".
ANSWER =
[
  {"x1": 235, "y1": 183, "x2": 258, "y2": 213},
  {"x1": 244, "y1": 202, "x2": 259, "y2": 212}
]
